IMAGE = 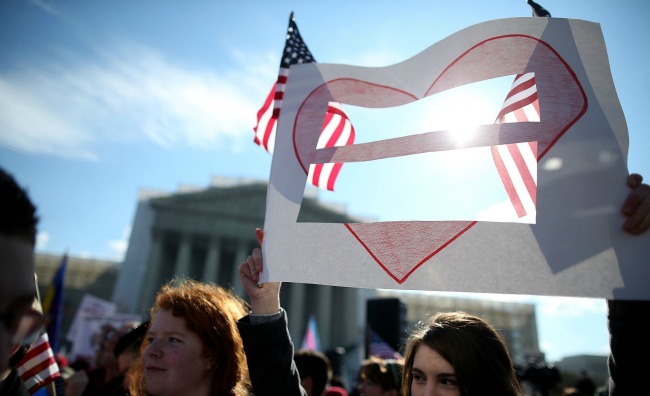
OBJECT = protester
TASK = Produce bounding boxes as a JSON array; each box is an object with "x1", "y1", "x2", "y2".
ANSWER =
[
  {"x1": 356, "y1": 356, "x2": 403, "y2": 396},
  {"x1": 237, "y1": 229, "x2": 304, "y2": 396},
  {"x1": 515, "y1": 355, "x2": 561, "y2": 396},
  {"x1": 0, "y1": 167, "x2": 43, "y2": 395},
  {"x1": 325, "y1": 386, "x2": 349, "y2": 396},
  {"x1": 330, "y1": 376, "x2": 348, "y2": 391},
  {"x1": 114, "y1": 321, "x2": 148, "y2": 375},
  {"x1": 125, "y1": 279, "x2": 251, "y2": 396},
  {"x1": 83, "y1": 321, "x2": 141, "y2": 395},
  {"x1": 294, "y1": 349, "x2": 332, "y2": 396},
  {"x1": 81, "y1": 320, "x2": 148, "y2": 396},
  {"x1": 574, "y1": 370, "x2": 596, "y2": 396},
  {"x1": 400, "y1": 311, "x2": 521, "y2": 396},
  {"x1": 65, "y1": 369, "x2": 91, "y2": 396}
]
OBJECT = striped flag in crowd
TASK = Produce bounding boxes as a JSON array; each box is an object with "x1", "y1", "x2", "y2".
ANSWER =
[
  {"x1": 17, "y1": 333, "x2": 61, "y2": 395},
  {"x1": 254, "y1": 12, "x2": 355, "y2": 191},
  {"x1": 491, "y1": 72, "x2": 539, "y2": 218},
  {"x1": 300, "y1": 315, "x2": 321, "y2": 352},
  {"x1": 368, "y1": 328, "x2": 401, "y2": 359}
]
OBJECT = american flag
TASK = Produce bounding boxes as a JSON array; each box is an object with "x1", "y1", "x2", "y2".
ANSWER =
[
  {"x1": 490, "y1": 2, "x2": 550, "y2": 219},
  {"x1": 492, "y1": 72, "x2": 539, "y2": 218},
  {"x1": 254, "y1": 12, "x2": 355, "y2": 191},
  {"x1": 16, "y1": 333, "x2": 61, "y2": 395}
]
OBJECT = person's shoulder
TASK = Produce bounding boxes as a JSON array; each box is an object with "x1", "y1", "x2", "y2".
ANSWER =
[{"x1": 0, "y1": 369, "x2": 30, "y2": 396}]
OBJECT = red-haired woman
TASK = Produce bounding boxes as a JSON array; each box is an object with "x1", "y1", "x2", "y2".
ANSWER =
[{"x1": 126, "y1": 279, "x2": 252, "y2": 396}]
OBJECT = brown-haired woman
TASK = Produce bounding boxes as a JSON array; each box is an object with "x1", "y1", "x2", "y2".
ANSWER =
[
  {"x1": 401, "y1": 311, "x2": 522, "y2": 396},
  {"x1": 126, "y1": 279, "x2": 252, "y2": 396}
]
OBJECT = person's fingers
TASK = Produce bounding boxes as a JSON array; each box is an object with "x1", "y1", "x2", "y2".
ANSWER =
[
  {"x1": 239, "y1": 255, "x2": 257, "y2": 283},
  {"x1": 256, "y1": 228, "x2": 264, "y2": 246},
  {"x1": 252, "y1": 247, "x2": 263, "y2": 275},
  {"x1": 627, "y1": 173, "x2": 643, "y2": 189},
  {"x1": 621, "y1": 182, "x2": 649, "y2": 215},
  {"x1": 238, "y1": 260, "x2": 251, "y2": 280},
  {"x1": 623, "y1": 188, "x2": 650, "y2": 234},
  {"x1": 628, "y1": 214, "x2": 650, "y2": 235}
]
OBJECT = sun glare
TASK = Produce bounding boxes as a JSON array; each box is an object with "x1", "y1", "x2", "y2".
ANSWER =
[
  {"x1": 344, "y1": 75, "x2": 512, "y2": 146},
  {"x1": 304, "y1": 76, "x2": 521, "y2": 223}
]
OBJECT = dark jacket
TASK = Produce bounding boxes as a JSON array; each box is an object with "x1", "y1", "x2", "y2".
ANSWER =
[
  {"x1": 607, "y1": 299, "x2": 650, "y2": 396},
  {"x1": 238, "y1": 310, "x2": 307, "y2": 396}
]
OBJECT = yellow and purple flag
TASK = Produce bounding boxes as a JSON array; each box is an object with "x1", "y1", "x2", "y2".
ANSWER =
[{"x1": 42, "y1": 254, "x2": 67, "y2": 353}]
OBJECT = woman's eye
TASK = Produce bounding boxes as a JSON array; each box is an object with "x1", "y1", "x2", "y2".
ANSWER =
[
  {"x1": 440, "y1": 377, "x2": 459, "y2": 387},
  {"x1": 412, "y1": 373, "x2": 425, "y2": 383},
  {"x1": 168, "y1": 337, "x2": 182, "y2": 343}
]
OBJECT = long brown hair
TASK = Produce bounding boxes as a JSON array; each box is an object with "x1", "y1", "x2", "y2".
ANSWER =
[
  {"x1": 126, "y1": 279, "x2": 251, "y2": 395},
  {"x1": 401, "y1": 311, "x2": 522, "y2": 396}
]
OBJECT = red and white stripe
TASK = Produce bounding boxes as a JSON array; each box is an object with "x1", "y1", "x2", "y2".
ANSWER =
[
  {"x1": 307, "y1": 102, "x2": 356, "y2": 191},
  {"x1": 492, "y1": 72, "x2": 539, "y2": 218},
  {"x1": 255, "y1": 74, "x2": 356, "y2": 191},
  {"x1": 254, "y1": 68, "x2": 289, "y2": 155},
  {"x1": 17, "y1": 333, "x2": 61, "y2": 394}
]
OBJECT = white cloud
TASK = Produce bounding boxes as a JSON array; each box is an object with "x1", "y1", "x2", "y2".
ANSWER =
[
  {"x1": 36, "y1": 232, "x2": 50, "y2": 250},
  {"x1": 539, "y1": 340, "x2": 558, "y2": 358},
  {"x1": 107, "y1": 239, "x2": 128, "y2": 262},
  {"x1": 0, "y1": 77, "x2": 98, "y2": 160},
  {"x1": 107, "y1": 226, "x2": 131, "y2": 262},
  {"x1": 28, "y1": 0, "x2": 60, "y2": 16},
  {"x1": 0, "y1": 43, "x2": 271, "y2": 159},
  {"x1": 538, "y1": 296, "x2": 607, "y2": 317}
]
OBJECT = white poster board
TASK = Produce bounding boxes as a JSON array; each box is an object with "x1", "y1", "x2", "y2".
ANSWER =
[
  {"x1": 68, "y1": 312, "x2": 141, "y2": 366},
  {"x1": 262, "y1": 17, "x2": 649, "y2": 300},
  {"x1": 66, "y1": 294, "x2": 117, "y2": 344}
]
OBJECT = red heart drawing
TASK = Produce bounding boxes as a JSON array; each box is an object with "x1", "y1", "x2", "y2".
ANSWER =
[{"x1": 293, "y1": 35, "x2": 587, "y2": 283}]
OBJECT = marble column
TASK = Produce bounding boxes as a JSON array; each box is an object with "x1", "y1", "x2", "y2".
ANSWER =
[
  {"x1": 288, "y1": 283, "x2": 306, "y2": 342},
  {"x1": 173, "y1": 233, "x2": 192, "y2": 277},
  {"x1": 140, "y1": 230, "x2": 164, "y2": 312},
  {"x1": 342, "y1": 287, "x2": 359, "y2": 346},
  {"x1": 316, "y1": 285, "x2": 333, "y2": 350},
  {"x1": 201, "y1": 237, "x2": 221, "y2": 283},
  {"x1": 230, "y1": 239, "x2": 249, "y2": 296}
]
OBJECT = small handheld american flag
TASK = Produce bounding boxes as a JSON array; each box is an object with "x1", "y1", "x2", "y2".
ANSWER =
[{"x1": 254, "y1": 12, "x2": 355, "y2": 191}]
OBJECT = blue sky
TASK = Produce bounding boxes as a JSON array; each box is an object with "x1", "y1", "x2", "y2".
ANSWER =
[{"x1": 2, "y1": 0, "x2": 648, "y2": 364}]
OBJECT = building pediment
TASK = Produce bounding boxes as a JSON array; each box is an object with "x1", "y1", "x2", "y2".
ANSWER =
[{"x1": 151, "y1": 183, "x2": 268, "y2": 219}]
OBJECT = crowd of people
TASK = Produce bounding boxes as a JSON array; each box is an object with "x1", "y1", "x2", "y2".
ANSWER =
[{"x1": 2, "y1": 165, "x2": 649, "y2": 396}]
